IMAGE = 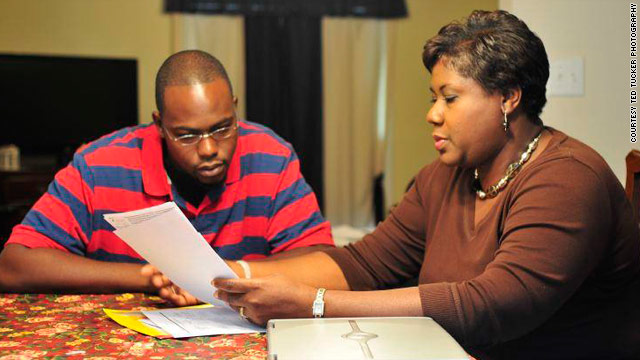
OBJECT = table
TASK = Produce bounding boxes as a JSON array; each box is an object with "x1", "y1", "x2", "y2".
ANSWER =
[{"x1": 0, "y1": 293, "x2": 267, "y2": 359}]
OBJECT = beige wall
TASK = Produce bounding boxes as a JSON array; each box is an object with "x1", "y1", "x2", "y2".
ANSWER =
[
  {"x1": 386, "y1": 0, "x2": 498, "y2": 204},
  {"x1": 0, "y1": 0, "x2": 173, "y2": 125},
  {"x1": 500, "y1": 0, "x2": 635, "y2": 183}
]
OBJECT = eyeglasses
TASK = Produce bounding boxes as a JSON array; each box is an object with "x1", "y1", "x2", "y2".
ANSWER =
[{"x1": 162, "y1": 122, "x2": 238, "y2": 146}]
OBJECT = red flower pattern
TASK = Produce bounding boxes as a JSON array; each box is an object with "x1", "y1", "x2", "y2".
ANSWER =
[{"x1": 0, "y1": 294, "x2": 267, "y2": 359}]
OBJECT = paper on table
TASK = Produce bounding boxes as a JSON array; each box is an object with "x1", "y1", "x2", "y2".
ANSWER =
[
  {"x1": 143, "y1": 306, "x2": 265, "y2": 338},
  {"x1": 104, "y1": 202, "x2": 237, "y2": 306},
  {"x1": 103, "y1": 308, "x2": 170, "y2": 338}
]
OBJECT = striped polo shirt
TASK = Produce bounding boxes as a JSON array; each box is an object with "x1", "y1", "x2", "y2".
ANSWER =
[{"x1": 7, "y1": 121, "x2": 333, "y2": 262}]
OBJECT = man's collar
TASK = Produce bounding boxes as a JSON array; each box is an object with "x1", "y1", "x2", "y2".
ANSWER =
[{"x1": 141, "y1": 125, "x2": 172, "y2": 197}]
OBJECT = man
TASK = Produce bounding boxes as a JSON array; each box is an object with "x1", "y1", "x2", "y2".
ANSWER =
[{"x1": 0, "y1": 50, "x2": 333, "y2": 293}]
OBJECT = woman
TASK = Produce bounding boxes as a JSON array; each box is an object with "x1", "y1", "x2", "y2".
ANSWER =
[{"x1": 144, "y1": 10, "x2": 640, "y2": 358}]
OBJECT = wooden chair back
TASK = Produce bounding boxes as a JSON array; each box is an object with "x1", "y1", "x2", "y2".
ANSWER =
[{"x1": 625, "y1": 150, "x2": 640, "y2": 219}]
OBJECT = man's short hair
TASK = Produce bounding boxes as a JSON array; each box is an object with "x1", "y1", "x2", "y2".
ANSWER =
[{"x1": 155, "y1": 50, "x2": 233, "y2": 113}]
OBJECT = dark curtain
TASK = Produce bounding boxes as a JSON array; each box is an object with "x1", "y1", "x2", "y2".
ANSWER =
[
  {"x1": 244, "y1": 16, "x2": 324, "y2": 209},
  {"x1": 165, "y1": 0, "x2": 407, "y2": 18}
]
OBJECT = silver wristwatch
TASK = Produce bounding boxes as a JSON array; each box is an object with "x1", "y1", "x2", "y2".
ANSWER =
[{"x1": 312, "y1": 288, "x2": 326, "y2": 318}]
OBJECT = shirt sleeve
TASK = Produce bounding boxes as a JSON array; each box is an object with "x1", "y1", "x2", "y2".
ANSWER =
[
  {"x1": 6, "y1": 153, "x2": 95, "y2": 255},
  {"x1": 419, "y1": 158, "x2": 613, "y2": 347},
  {"x1": 266, "y1": 150, "x2": 334, "y2": 253}
]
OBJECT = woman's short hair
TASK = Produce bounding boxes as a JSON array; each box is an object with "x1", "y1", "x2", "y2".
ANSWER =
[{"x1": 423, "y1": 10, "x2": 549, "y2": 119}]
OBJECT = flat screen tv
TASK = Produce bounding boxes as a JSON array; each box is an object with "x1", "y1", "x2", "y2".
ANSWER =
[{"x1": 0, "y1": 54, "x2": 138, "y2": 170}]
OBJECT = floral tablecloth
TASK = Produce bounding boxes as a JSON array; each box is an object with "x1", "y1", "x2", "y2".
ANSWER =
[{"x1": 0, "y1": 293, "x2": 267, "y2": 359}]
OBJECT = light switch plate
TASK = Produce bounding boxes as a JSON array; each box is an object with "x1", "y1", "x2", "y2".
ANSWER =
[{"x1": 548, "y1": 57, "x2": 584, "y2": 97}]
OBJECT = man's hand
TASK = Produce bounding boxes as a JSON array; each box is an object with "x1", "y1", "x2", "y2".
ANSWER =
[
  {"x1": 212, "y1": 273, "x2": 316, "y2": 326},
  {"x1": 140, "y1": 264, "x2": 200, "y2": 306}
]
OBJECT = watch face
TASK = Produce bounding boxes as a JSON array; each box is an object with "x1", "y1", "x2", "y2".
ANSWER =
[
  {"x1": 313, "y1": 301, "x2": 324, "y2": 317},
  {"x1": 313, "y1": 288, "x2": 326, "y2": 317}
]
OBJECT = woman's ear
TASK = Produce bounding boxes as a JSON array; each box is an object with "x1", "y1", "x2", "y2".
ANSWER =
[{"x1": 501, "y1": 87, "x2": 523, "y2": 115}]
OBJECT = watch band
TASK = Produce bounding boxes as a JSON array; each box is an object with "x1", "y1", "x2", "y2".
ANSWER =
[
  {"x1": 236, "y1": 260, "x2": 251, "y2": 279},
  {"x1": 312, "y1": 288, "x2": 326, "y2": 318}
]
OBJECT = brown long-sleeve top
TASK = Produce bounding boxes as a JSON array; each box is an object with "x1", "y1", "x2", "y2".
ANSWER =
[{"x1": 325, "y1": 128, "x2": 640, "y2": 359}]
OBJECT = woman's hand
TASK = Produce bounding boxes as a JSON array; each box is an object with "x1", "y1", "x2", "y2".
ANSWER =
[
  {"x1": 213, "y1": 274, "x2": 317, "y2": 326},
  {"x1": 140, "y1": 264, "x2": 200, "y2": 306}
]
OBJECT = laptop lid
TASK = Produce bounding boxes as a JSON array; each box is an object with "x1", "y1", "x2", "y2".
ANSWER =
[{"x1": 267, "y1": 317, "x2": 468, "y2": 360}]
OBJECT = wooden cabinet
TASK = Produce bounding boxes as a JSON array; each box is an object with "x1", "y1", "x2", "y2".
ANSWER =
[{"x1": 0, "y1": 170, "x2": 55, "y2": 247}]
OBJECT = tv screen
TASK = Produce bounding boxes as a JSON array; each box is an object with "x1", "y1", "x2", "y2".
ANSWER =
[{"x1": 0, "y1": 54, "x2": 138, "y2": 170}]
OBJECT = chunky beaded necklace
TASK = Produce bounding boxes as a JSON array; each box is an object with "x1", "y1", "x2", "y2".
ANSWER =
[{"x1": 473, "y1": 131, "x2": 542, "y2": 200}]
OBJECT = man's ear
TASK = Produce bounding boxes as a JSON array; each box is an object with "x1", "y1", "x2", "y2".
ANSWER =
[
  {"x1": 152, "y1": 111, "x2": 164, "y2": 138},
  {"x1": 501, "y1": 87, "x2": 522, "y2": 115},
  {"x1": 233, "y1": 96, "x2": 238, "y2": 107}
]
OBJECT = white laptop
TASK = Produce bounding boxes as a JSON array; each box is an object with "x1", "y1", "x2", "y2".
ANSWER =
[{"x1": 267, "y1": 317, "x2": 468, "y2": 360}]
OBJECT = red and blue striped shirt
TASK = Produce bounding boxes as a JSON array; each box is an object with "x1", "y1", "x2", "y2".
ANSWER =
[{"x1": 7, "y1": 121, "x2": 333, "y2": 262}]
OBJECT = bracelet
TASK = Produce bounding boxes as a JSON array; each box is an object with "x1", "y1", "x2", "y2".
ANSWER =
[
  {"x1": 236, "y1": 260, "x2": 251, "y2": 279},
  {"x1": 312, "y1": 288, "x2": 326, "y2": 318}
]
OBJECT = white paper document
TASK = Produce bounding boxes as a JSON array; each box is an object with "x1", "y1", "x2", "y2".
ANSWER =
[
  {"x1": 103, "y1": 202, "x2": 237, "y2": 306},
  {"x1": 143, "y1": 306, "x2": 265, "y2": 338}
]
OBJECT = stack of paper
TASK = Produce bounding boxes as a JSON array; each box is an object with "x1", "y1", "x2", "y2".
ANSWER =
[
  {"x1": 103, "y1": 201, "x2": 236, "y2": 306},
  {"x1": 103, "y1": 202, "x2": 265, "y2": 337},
  {"x1": 105, "y1": 305, "x2": 264, "y2": 338}
]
